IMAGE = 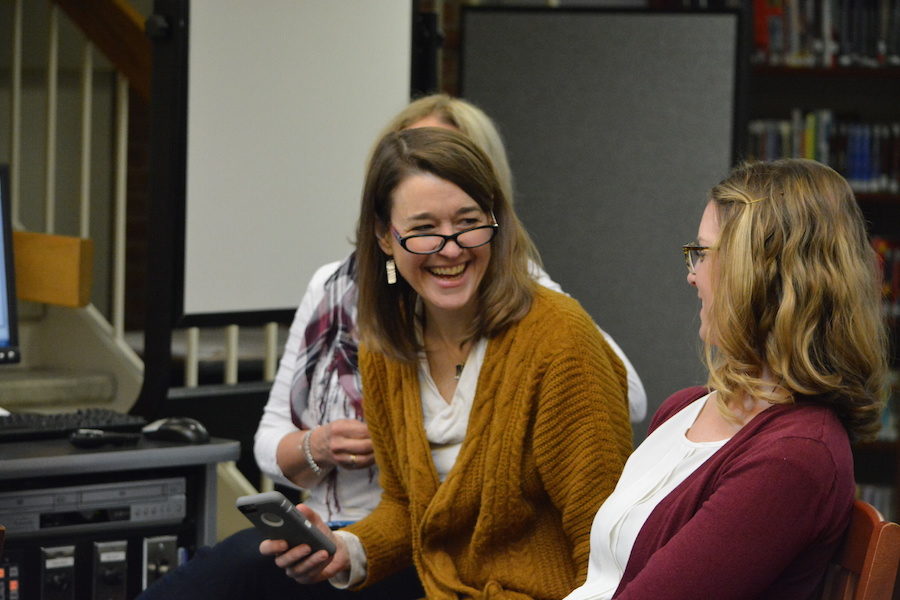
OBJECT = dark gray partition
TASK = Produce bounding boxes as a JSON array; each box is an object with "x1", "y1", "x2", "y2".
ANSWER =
[{"x1": 461, "y1": 8, "x2": 745, "y2": 439}]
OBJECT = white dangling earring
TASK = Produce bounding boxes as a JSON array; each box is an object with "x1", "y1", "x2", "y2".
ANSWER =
[{"x1": 386, "y1": 258, "x2": 397, "y2": 285}]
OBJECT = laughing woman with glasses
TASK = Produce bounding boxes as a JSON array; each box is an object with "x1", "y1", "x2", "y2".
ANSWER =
[
  {"x1": 564, "y1": 158, "x2": 888, "y2": 600},
  {"x1": 138, "y1": 94, "x2": 642, "y2": 600},
  {"x1": 259, "y1": 127, "x2": 633, "y2": 599}
]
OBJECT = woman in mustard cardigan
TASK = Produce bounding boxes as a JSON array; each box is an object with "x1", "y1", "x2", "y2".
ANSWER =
[{"x1": 260, "y1": 127, "x2": 633, "y2": 599}]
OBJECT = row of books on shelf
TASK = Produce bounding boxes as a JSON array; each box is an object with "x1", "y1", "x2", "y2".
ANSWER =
[
  {"x1": 753, "y1": 0, "x2": 900, "y2": 68},
  {"x1": 746, "y1": 111, "x2": 900, "y2": 193},
  {"x1": 857, "y1": 484, "x2": 895, "y2": 522}
]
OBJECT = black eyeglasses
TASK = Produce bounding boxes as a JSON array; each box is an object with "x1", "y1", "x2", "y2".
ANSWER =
[
  {"x1": 682, "y1": 244, "x2": 710, "y2": 274},
  {"x1": 391, "y1": 222, "x2": 498, "y2": 255}
]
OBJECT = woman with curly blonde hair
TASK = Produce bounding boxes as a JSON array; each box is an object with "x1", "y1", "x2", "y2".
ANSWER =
[
  {"x1": 702, "y1": 159, "x2": 885, "y2": 440},
  {"x1": 565, "y1": 158, "x2": 888, "y2": 600}
]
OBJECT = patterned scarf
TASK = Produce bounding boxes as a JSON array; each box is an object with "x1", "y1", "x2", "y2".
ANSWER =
[
  {"x1": 289, "y1": 253, "x2": 363, "y2": 428},
  {"x1": 288, "y1": 253, "x2": 369, "y2": 517}
]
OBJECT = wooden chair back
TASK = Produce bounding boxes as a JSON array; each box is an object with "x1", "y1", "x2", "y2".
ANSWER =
[{"x1": 821, "y1": 500, "x2": 900, "y2": 600}]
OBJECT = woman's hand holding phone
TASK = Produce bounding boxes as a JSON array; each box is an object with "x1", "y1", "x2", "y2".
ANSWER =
[{"x1": 259, "y1": 503, "x2": 351, "y2": 584}]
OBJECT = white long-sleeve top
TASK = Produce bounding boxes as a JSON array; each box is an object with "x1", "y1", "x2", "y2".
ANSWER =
[{"x1": 254, "y1": 261, "x2": 379, "y2": 523}]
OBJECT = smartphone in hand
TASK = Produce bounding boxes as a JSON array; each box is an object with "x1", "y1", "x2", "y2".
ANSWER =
[{"x1": 236, "y1": 491, "x2": 336, "y2": 555}]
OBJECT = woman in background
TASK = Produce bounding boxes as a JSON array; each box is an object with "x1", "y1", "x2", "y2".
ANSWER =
[{"x1": 564, "y1": 158, "x2": 888, "y2": 600}]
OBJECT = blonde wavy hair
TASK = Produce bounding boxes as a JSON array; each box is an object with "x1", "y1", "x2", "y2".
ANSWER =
[
  {"x1": 704, "y1": 159, "x2": 888, "y2": 441},
  {"x1": 380, "y1": 93, "x2": 514, "y2": 203}
]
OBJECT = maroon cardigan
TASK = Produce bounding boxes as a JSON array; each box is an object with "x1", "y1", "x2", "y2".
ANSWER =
[{"x1": 613, "y1": 386, "x2": 855, "y2": 600}]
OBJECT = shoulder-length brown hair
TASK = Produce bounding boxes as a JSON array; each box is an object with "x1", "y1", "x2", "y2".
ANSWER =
[
  {"x1": 356, "y1": 127, "x2": 539, "y2": 362},
  {"x1": 705, "y1": 159, "x2": 888, "y2": 441}
]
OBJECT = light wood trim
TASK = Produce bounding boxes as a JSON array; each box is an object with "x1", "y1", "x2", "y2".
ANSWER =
[
  {"x1": 13, "y1": 231, "x2": 94, "y2": 308},
  {"x1": 52, "y1": 0, "x2": 151, "y2": 101}
]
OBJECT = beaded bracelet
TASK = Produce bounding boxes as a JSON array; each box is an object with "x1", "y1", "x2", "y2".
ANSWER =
[{"x1": 301, "y1": 428, "x2": 323, "y2": 476}]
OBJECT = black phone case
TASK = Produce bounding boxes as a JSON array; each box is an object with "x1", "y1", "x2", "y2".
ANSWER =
[{"x1": 235, "y1": 491, "x2": 336, "y2": 555}]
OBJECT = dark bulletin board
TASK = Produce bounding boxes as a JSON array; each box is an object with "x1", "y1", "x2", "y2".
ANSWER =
[{"x1": 460, "y1": 8, "x2": 745, "y2": 440}]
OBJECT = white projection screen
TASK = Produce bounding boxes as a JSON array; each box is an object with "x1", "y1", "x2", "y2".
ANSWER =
[
  {"x1": 183, "y1": 1, "x2": 411, "y2": 320},
  {"x1": 460, "y1": 8, "x2": 744, "y2": 436}
]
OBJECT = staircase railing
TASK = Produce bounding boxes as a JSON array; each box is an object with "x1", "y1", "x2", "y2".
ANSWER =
[
  {"x1": 3, "y1": 2, "x2": 288, "y2": 511},
  {"x1": 3, "y1": 0, "x2": 143, "y2": 412}
]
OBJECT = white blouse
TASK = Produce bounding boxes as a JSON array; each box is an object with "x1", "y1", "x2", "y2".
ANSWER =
[
  {"x1": 564, "y1": 393, "x2": 728, "y2": 600},
  {"x1": 418, "y1": 337, "x2": 486, "y2": 481}
]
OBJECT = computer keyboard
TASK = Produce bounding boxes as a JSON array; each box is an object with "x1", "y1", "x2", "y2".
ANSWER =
[{"x1": 0, "y1": 408, "x2": 147, "y2": 442}]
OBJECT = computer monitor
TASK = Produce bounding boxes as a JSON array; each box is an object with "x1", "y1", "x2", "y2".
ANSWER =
[{"x1": 0, "y1": 165, "x2": 20, "y2": 364}]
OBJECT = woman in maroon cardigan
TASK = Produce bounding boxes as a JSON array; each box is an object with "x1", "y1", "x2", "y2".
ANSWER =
[{"x1": 565, "y1": 159, "x2": 888, "y2": 600}]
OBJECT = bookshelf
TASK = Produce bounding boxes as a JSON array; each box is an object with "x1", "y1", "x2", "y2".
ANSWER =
[{"x1": 746, "y1": 0, "x2": 900, "y2": 522}]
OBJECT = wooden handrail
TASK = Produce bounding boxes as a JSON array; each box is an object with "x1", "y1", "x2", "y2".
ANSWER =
[{"x1": 52, "y1": 0, "x2": 151, "y2": 101}]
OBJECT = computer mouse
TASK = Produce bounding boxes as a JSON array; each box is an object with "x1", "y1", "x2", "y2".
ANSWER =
[{"x1": 142, "y1": 417, "x2": 210, "y2": 444}]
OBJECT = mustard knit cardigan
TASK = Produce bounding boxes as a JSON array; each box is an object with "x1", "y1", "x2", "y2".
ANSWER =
[{"x1": 346, "y1": 287, "x2": 633, "y2": 600}]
